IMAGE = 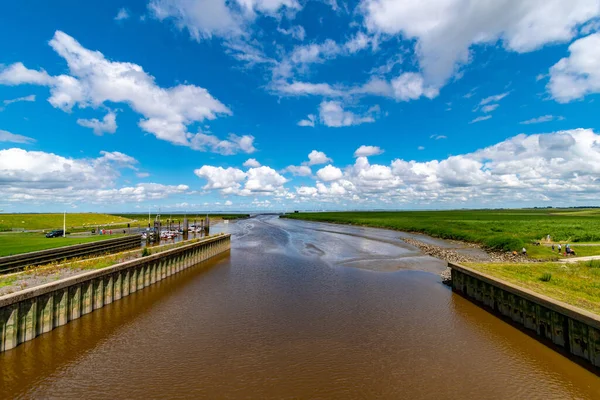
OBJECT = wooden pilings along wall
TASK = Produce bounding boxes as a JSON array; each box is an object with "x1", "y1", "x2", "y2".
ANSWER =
[
  {"x1": 450, "y1": 263, "x2": 600, "y2": 370},
  {"x1": 0, "y1": 234, "x2": 230, "y2": 353}
]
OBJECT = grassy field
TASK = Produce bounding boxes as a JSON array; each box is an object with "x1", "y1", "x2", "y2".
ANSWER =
[
  {"x1": 283, "y1": 209, "x2": 600, "y2": 254},
  {"x1": 0, "y1": 213, "x2": 133, "y2": 231},
  {"x1": 0, "y1": 233, "x2": 126, "y2": 257},
  {"x1": 466, "y1": 260, "x2": 600, "y2": 314}
]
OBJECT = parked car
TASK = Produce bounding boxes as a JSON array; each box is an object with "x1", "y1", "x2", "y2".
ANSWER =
[{"x1": 46, "y1": 229, "x2": 64, "y2": 238}]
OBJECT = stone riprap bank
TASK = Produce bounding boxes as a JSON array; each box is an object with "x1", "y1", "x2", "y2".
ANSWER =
[
  {"x1": 450, "y1": 262, "x2": 600, "y2": 370},
  {"x1": 0, "y1": 234, "x2": 230, "y2": 353}
]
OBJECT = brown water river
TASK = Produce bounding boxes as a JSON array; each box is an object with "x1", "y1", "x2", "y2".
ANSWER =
[{"x1": 1, "y1": 216, "x2": 599, "y2": 399}]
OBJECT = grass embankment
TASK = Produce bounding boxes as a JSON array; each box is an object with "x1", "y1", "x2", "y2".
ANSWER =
[
  {"x1": 0, "y1": 233, "x2": 127, "y2": 257},
  {"x1": 0, "y1": 236, "x2": 214, "y2": 294},
  {"x1": 0, "y1": 213, "x2": 133, "y2": 232},
  {"x1": 466, "y1": 261, "x2": 600, "y2": 315},
  {"x1": 283, "y1": 209, "x2": 600, "y2": 258}
]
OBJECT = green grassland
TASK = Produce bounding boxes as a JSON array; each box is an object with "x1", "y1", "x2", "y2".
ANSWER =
[
  {"x1": 0, "y1": 213, "x2": 133, "y2": 231},
  {"x1": 466, "y1": 260, "x2": 600, "y2": 314},
  {"x1": 283, "y1": 209, "x2": 600, "y2": 254},
  {"x1": 0, "y1": 233, "x2": 127, "y2": 257}
]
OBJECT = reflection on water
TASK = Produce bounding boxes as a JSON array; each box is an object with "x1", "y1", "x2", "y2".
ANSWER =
[{"x1": 1, "y1": 216, "x2": 599, "y2": 399}]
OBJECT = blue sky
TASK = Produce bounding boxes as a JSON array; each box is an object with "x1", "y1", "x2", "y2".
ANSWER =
[{"x1": 1, "y1": 0, "x2": 600, "y2": 213}]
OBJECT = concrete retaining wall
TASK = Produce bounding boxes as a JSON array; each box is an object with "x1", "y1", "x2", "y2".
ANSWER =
[
  {"x1": 450, "y1": 262, "x2": 600, "y2": 370},
  {"x1": 0, "y1": 234, "x2": 230, "y2": 353},
  {"x1": 0, "y1": 235, "x2": 142, "y2": 273}
]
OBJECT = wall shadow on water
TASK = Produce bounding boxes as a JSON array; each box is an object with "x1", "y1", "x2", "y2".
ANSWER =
[
  {"x1": 448, "y1": 291, "x2": 600, "y2": 398},
  {"x1": 450, "y1": 288, "x2": 600, "y2": 377},
  {"x1": 0, "y1": 252, "x2": 230, "y2": 398}
]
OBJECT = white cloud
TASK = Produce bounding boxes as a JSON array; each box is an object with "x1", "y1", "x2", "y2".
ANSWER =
[
  {"x1": 0, "y1": 148, "x2": 187, "y2": 204},
  {"x1": 136, "y1": 172, "x2": 150, "y2": 178},
  {"x1": 0, "y1": 31, "x2": 237, "y2": 152},
  {"x1": 278, "y1": 25, "x2": 306, "y2": 41},
  {"x1": 418, "y1": 146, "x2": 425, "y2": 150},
  {"x1": 115, "y1": 8, "x2": 130, "y2": 21},
  {"x1": 548, "y1": 33, "x2": 600, "y2": 103},
  {"x1": 245, "y1": 166, "x2": 288, "y2": 192},
  {"x1": 481, "y1": 104, "x2": 499, "y2": 113},
  {"x1": 297, "y1": 114, "x2": 316, "y2": 127},
  {"x1": 0, "y1": 130, "x2": 36, "y2": 144},
  {"x1": 77, "y1": 111, "x2": 117, "y2": 135},
  {"x1": 479, "y1": 92, "x2": 510, "y2": 106},
  {"x1": 3, "y1": 94, "x2": 35, "y2": 107},
  {"x1": 361, "y1": 0, "x2": 600, "y2": 87},
  {"x1": 391, "y1": 72, "x2": 438, "y2": 101},
  {"x1": 316, "y1": 164, "x2": 343, "y2": 181},
  {"x1": 194, "y1": 166, "x2": 246, "y2": 192},
  {"x1": 224, "y1": 200, "x2": 233, "y2": 206},
  {"x1": 190, "y1": 133, "x2": 256, "y2": 155},
  {"x1": 354, "y1": 145, "x2": 384, "y2": 157},
  {"x1": 243, "y1": 158, "x2": 261, "y2": 168},
  {"x1": 270, "y1": 81, "x2": 344, "y2": 97},
  {"x1": 430, "y1": 134, "x2": 447, "y2": 140},
  {"x1": 284, "y1": 165, "x2": 312, "y2": 176},
  {"x1": 149, "y1": 0, "x2": 299, "y2": 41},
  {"x1": 319, "y1": 100, "x2": 376, "y2": 127},
  {"x1": 520, "y1": 115, "x2": 564, "y2": 125},
  {"x1": 195, "y1": 164, "x2": 287, "y2": 194},
  {"x1": 470, "y1": 115, "x2": 492, "y2": 124},
  {"x1": 296, "y1": 186, "x2": 318, "y2": 196},
  {"x1": 291, "y1": 128, "x2": 600, "y2": 206},
  {"x1": 304, "y1": 150, "x2": 332, "y2": 166}
]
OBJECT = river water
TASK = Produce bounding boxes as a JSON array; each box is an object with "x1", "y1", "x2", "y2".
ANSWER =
[{"x1": 1, "y1": 216, "x2": 599, "y2": 399}]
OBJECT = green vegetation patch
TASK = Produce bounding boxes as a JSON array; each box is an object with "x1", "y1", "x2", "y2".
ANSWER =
[
  {"x1": 283, "y1": 209, "x2": 600, "y2": 257},
  {"x1": 465, "y1": 261, "x2": 600, "y2": 315},
  {"x1": 0, "y1": 233, "x2": 127, "y2": 257},
  {"x1": 0, "y1": 213, "x2": 133, "y2": 231}
]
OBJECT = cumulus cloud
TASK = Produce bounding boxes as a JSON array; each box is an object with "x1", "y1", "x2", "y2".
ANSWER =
[
  {"x1": 316, "y1": 164, "x2": 343, "y2": 181},
  {"x1": 0, "y1": 148, "x2": 186, "y2": 204},
  {"x1": 548, "y1": 33, "x2": 600, "y2": 103},
  {"x1": 292, "y1": 128, "x2": 600, "y2": 207},
  {"x1": 304, "y1": 150, "x2": 332, "y2": 166},
  {"x1": 243, "y1": 158, "x2": 261, "y2": 168},
  {"x1": 0, "y1": 31, "x2": 240, "y2": 152},
  {"x1": 319, "y1": 100, "x2": 376, "y2": 127},
  {"x1": 361, "y1": 0, "x2": 600, "y2": 87},
  {"x1": 195, "y1": 164, "x2": 287, "y2": 195},
  {"x1": 0, "y1": 130, "x2": 36, "y2": 144},
  {"x1": 77, "y1": 111, "x2": 117, "y2": 135},
  {"x1": 390, "y1": 72, "x2": 438, "y2": 101},
  {"x1": 354, "y1": 145, "x2": 384, "y2": 157}
]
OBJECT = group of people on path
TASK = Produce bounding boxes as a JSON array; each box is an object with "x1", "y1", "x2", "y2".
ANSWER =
[{"x1": 551, "y1": 243, "x2": 576, "y2": 256}]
